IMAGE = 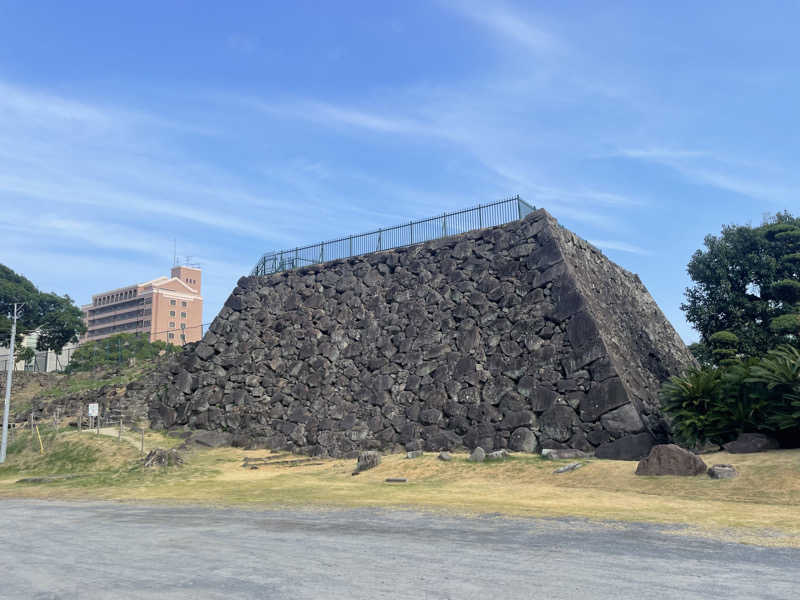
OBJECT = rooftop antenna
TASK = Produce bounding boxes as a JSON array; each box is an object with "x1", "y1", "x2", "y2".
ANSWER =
[{"x1": 173, "y1": 238, "x2": 178, "y2": 267}]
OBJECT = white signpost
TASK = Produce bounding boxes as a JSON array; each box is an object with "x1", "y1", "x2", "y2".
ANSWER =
[{"x1": 88, "y1": 403, "x2": 99, "y2": 433}]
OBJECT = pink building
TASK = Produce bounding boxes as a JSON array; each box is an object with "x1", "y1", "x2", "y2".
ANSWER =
[{"x1": 81, "y1": 266, "x2": 203, "y2": 345}]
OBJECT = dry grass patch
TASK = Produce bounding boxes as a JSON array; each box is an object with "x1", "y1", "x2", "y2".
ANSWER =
[{"x1": 2, "y1": 438, "x2": 799, "y2": 547}]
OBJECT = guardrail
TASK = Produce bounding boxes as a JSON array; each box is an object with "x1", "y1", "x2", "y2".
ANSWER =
[{"x1": 251, "y1": 195, "x2": 534, "y2": 276}]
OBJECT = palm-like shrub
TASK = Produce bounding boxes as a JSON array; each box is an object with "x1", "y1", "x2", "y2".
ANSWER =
[
  {"x1": 748, "y1": 345, "x2": 800, "y2": 432},
  {"x1": 660, "y1": 345, "x2": 800, "y2": 446},
  {"x1": 660, "y1": 367, "x2": 723, "y2": 446}
]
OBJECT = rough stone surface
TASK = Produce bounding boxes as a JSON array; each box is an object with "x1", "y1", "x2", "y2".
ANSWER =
[
  {"x1": 635, "y1": 444, "x2": 707, "y2": 476},
  {"x1": 438, "y1": 451, "x2": 452, "y2": 461},
  {"x1": 469, "y1": 447, "x2": 486, "y2": 462},
  {"x1": 595, "y1": 432, "x2": 655, "y2": 461},
  {"x1": 553, "y1": 462, "x2": 585, "y2": 474},
  {"x1": 541, "y1": 448, "x2": 591, "y2": 460},
  {"x1": 406, "y1": 450, "x2": 424, "y2": 459},
  {"x1": 708, "y1": 464, "x2": 738, "y2": 479},
  {"x1": 722, "y1": 433, "x2": 780, "y2": 454},
  {"x1": 146, "y1": 209, "x2": 694, "y2": 458},
  {"x1": 508, "y1": 427, "x2": 538, "y2": 453},
  {"x1": 355, "y1": 451, "x2": 380, "y2": 472},
  {"x1": 486, "y1": 450, "x2": 508, "y2": 461}
]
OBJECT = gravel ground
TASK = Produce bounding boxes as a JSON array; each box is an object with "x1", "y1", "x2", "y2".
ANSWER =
[{"x1": 0, "y1": 500, "x2": 797, "y2": 599}]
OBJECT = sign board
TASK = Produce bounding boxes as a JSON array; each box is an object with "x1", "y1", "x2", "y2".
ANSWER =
[{"x1": 87, "y1": 403, "x2": 99, "y2": 418}]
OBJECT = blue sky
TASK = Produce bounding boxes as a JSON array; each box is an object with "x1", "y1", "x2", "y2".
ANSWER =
[{"x1": 1, "y1": 1, "x2": 798, "y2": 342}]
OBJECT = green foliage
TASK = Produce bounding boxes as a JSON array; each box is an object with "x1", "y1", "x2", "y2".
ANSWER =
[
  {"x1": 747, "y1": 346, "x2": 800, "y2": 431},
  {"x1": 770, "y1": 313, "x2": 800, "y2": 335},
  {"x1": 772, "y1": 279, "x2": 800, "y2": 303},
  {"x1": 660, "y1": 367, "x2": 723, "y2": 446},
  {"x1": 65, "y1": 333, "x2": 178, "y2": 373},
  {"x1": 14, "y1": 345, "x2": 35, "y2": 364},
  {"x1": 709, "y1": 330, "x2": 739, "y2": 365},
  {"x1": 0, "y1": 263, "x2": 86, "y2": 352},
  {"x1": 661, "y1": 346, "x2": 800, "y2": 445},
  {"x1": 682, "y1": 212, "x2": 800, "y2": 363}
]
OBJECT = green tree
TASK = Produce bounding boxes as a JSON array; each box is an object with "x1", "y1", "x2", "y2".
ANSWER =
[
  {"x1": 683, "y1": 212, "x2": 800, "y2": 363},
  {"x1": 65, "y1": 333, "x2": 179, "y2": 373},
  {"x1": 0, "y1": 263, "x2": 87, "y2": 353}
]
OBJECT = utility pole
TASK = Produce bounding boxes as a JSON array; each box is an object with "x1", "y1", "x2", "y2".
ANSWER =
[{"x1": 1, "y1": 303, "x2": 23, "y2": 463}]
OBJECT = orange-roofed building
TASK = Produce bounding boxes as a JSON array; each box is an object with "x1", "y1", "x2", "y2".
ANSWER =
[{"x1": 81, "y1": 266, "x2": 203, "y2": 345}]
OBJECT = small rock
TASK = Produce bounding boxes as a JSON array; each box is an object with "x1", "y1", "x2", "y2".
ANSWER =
[
  {"x1": 553, "y1": 462, "x2": 585, "y2": 474},
  {"x1": 406, "y1": 450, "x2": 424, "y2": 459},
  {"x1": 635, "y1": 444, "x2": 707, "y2": 476},
  {"x1": 692, "y1": 441, "x2": 722, "y2": 455},
  {"x1": 469, "y1": 447, "x2": 486, "y2": 462},
  {"x1": 142, "y1": 448, "x2": 183, "y2": 468},
  {"x1": 438, "y1": 451, "x2": 452, "y2": 461},
  {"x1": 486, "y1": 450, "x2": 508, "y2": 461},
  {"x1": 355, "y1": 450, "x2": 381, "y2": 473},
  {"x1": 722, "y1": 433, "x2": 779, "y2": 454},
  {"x1": 541, "y1": 448, "x2": 590, "y2": 460},
  {"x1": 708, "y1": 464, "x2": 738, "y2": 479},
  {"x1": 385, "y1": 478, "x2": 407, "y2": 483}
]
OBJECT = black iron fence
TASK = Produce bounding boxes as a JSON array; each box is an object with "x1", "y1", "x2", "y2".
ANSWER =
[{"x1": 251, "y1": 195, "x2": 534, "y2": 276}]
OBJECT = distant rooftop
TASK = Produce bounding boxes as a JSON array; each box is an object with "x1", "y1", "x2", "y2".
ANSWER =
[{"x1": 251, "y1": 195, "x2": 534, "y2": 276}]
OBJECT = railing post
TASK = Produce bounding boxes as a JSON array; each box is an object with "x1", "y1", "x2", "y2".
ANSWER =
[
  {"x1": 442, "y1": 213, "x2": 447, "y2": 237},
  {"x1": 349, "y1": 235, "x2": 353, "y2": 257},
  {"x1": 377, "y1": 229, "x2": 382, "y2": 251},
  {"x1": 295, "y1": 247, "x2": 299, "y2": 268},
  {"x1": 517, "y1": 195, "x2": 522, "y2": 220},
  {"x1": 410, "y1": 221, "x2": 413, "y2": 245},
  {"x1": 478, "y1": 204, "x2": 482, "y2": 228}
]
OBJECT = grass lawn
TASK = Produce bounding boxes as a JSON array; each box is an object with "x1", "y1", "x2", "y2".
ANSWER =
[{"x1": 1, "y1": 429, "x2": 798, "y2": 547}]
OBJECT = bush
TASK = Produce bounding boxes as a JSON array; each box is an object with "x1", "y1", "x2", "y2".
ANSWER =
[
  {"x1": 66, "y1": 333, "x2": 178, "y2": 373},
  {"x1": 660, "y1": 346, "x2": 800, "y2": 447}
]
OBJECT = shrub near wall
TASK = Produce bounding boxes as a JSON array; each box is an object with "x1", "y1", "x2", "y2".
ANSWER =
[{"x1": 660, "y1": 345, "x2": 800, "y2": 447}]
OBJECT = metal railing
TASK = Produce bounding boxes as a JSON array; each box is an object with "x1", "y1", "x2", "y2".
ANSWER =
[{"x1": 251, "y1": 195, "x2": 534, "y2": 276}]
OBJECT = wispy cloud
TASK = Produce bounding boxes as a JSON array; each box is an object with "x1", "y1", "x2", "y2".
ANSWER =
[
  {"x1": 588, "y1": 239, "x2": 653, "y2": 256},
  {"x1": 619, "y1": 147, "x2": 797, "y2": 205},
  {"x1": 445, "y1": 0, "x2": 563, "y2": 56}
]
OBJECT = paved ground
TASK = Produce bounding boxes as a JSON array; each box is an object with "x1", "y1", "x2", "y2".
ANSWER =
[{"x1": 0, "y1": 500, "x2": 797, "y2": 599}]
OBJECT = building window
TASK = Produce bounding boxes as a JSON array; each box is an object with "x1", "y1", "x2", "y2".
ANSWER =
[
  {"x1": 181, "y1": 301, "x2": 187, "y2": 307},
  {"x1": 181, "y1": 312, "x2": 186, "y2": 318},
  {"x1": 180, "y1": 323, "x2": 186, "y2": 329},
  {"x1": 169, "y1": 322, "x2": 175, "y2": 328},
  {"x1": 180, "y1": 334, "x2": 186, "y2": 342},
  {"x1": 170, "y1": 300, "x2": 176, "y2": 306},
  {"x1": 168, "y1": 333, "x2": 174, "y2": 339},
  {"x1": 170, "y1": 310, "x2": 175, "y2": 317}
]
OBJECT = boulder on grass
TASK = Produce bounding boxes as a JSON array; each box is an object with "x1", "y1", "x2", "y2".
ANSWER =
[
  {"x1": 486, "y1": 450, "x2": 508, "y2": 461},
  {"x1": 541, "y1": 448, "x2": 590, "y2": 460},
  {"x1": 142, "y1": 448, "x2": 183, "y2": 468},
  {"x1": 722, "y1": 433, "x2": 779, "y2": 454},
  {"x1": 438, "y1": 451, "x2": 452, "y2": 462},
  {"x1": 635, "y1": 444, "x2": 707, "y2": 476},
  {"x1": 708, "y1": 464, "x2": 738, "y2": 479},
  {"x1": 355, "y1": 450, "x2": 381, "y2": 472},
  {"x1": 469, "y1": 447, "x2": 486, "y2": 463}
]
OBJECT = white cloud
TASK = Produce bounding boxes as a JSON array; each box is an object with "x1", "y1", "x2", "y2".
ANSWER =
[
  {"x1": 445, "y1": 0, "x2": 563, "y2": 56},
  {"x1": 588, "y1": 239, "x2": 653, "y2": 255}
]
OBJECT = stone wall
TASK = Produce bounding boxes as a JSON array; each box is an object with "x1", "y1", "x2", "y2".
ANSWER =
[{"x1": 148, "y1": 209, "x2": 695, "y2": 459}]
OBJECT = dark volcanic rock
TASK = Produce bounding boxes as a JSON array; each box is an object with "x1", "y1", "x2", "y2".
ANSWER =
[
  {"x1": 722, "y1": 433, "x2": 780, "y2": 454},
  {"x1": 146, "y1": 209, "x2": 694, "y2": 458},
  {"x1": 356, "y1": 451, "x2": 381, "y2": 472},
  {"x1": 596, "y1": 432, "x2": 655, "y2": 461},
  {"x1": 635, "y1": 444, "x2": 707, "y2": 476}
]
